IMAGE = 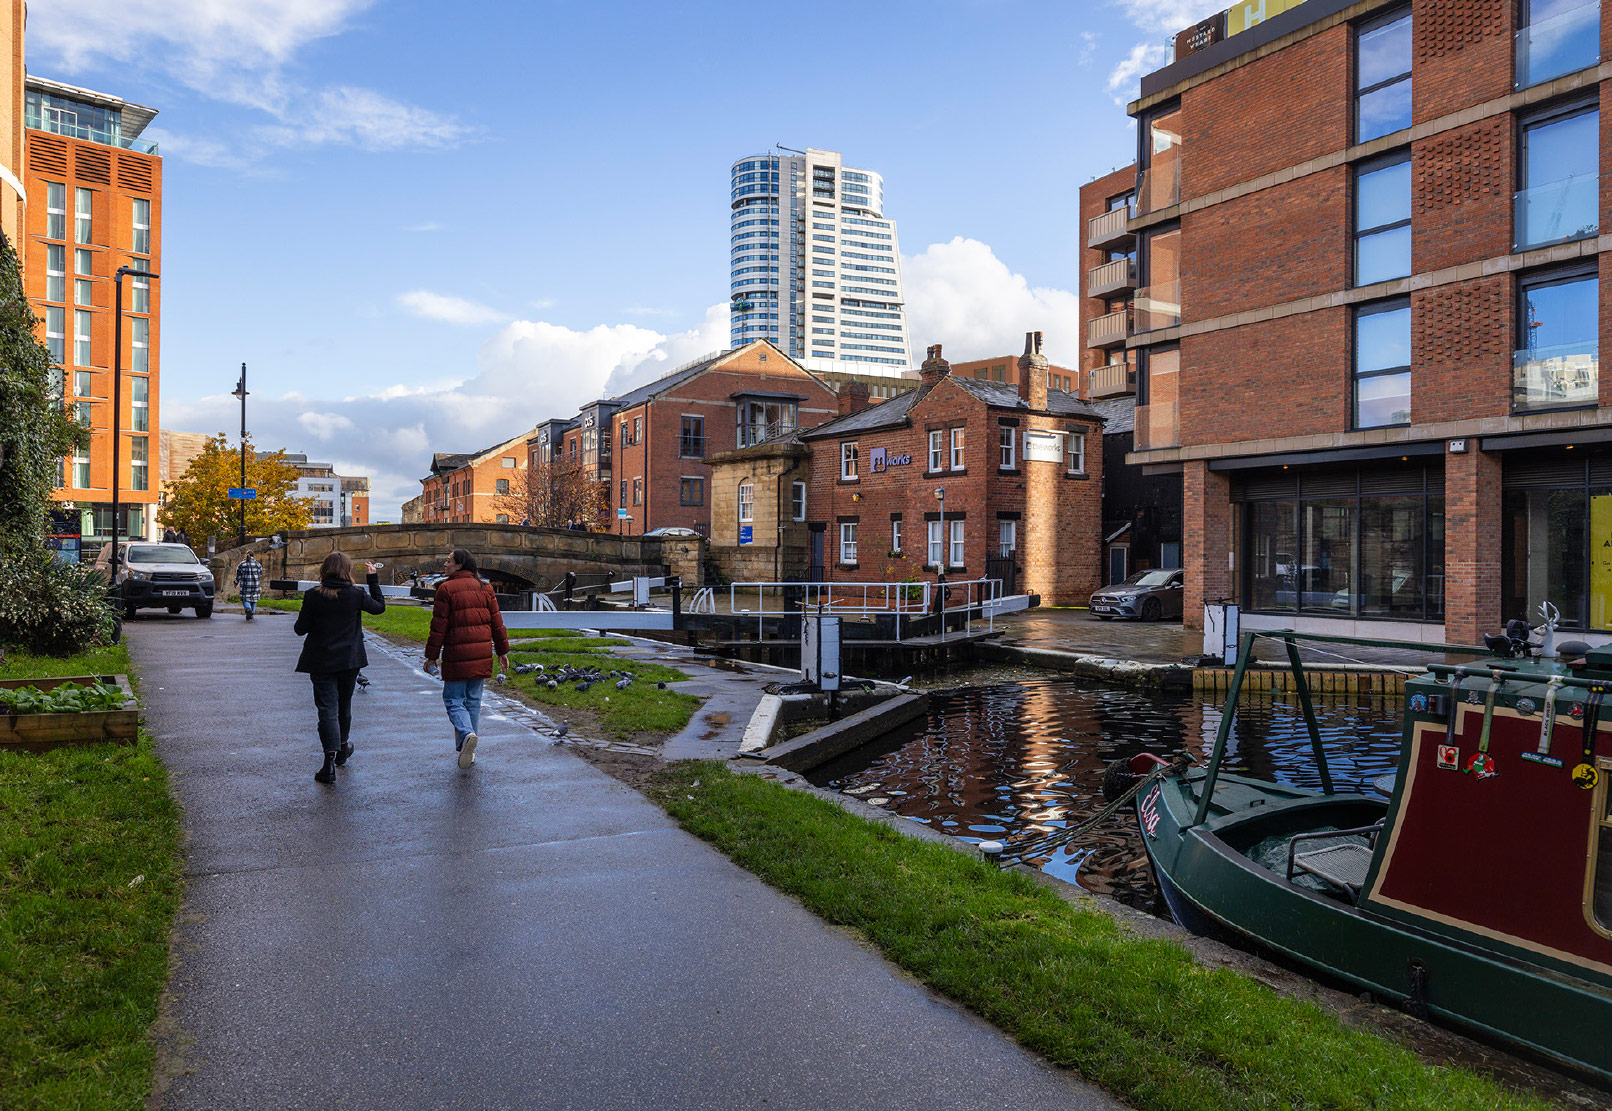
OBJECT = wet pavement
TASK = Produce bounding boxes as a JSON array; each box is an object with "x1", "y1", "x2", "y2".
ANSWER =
[{"x1": 127, "y1": 612, "x2": 1123, "y2": 1111}]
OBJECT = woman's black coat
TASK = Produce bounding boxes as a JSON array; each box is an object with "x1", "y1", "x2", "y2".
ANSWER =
[{"x1": 294, "y1": 574, "x2": 385, "y2": 673}]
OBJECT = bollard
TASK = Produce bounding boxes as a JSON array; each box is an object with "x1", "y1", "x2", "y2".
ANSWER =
[{"x1": 978, "y1": 840, "x2": 1006, "y2": 868}]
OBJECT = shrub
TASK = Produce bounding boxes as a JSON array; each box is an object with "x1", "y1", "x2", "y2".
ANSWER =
[{"x1": 0, "y1": 543, "x2": 116, "y2": 656}]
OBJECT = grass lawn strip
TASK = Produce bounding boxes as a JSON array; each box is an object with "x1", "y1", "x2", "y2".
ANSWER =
[
  {"x1": 648, "y1": 762, "x2": 1549, "y2": 1111},
  {"x1": 0, "y1": 644, "x2": 184, "y2": 1110}
]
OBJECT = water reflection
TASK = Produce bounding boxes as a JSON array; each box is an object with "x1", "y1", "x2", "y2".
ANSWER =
[{"x1": 806, "y1": 679, "x2": 1404, "y2": 912}]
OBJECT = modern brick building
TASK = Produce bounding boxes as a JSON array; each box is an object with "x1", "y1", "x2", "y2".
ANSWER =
[
  {"x1": 26, "y1": 75, "x2": 162, "y2": 545},
  {"x1": 420, "y1": 431, "x2": 531, "y2": 526},
  {"x1": 1103, "y1": 0, "x2": 1610, "y2": 645},
  {"x1": 798, "y1": 335, "x2": 1105, "y2": 605}
]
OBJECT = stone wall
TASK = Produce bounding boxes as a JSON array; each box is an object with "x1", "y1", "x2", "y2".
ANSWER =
[
  {"x1": 659, "y1": 536, "x2": 706, "y2": 588},
  {"x1": 708, "y1": 543, "x2": 808, "y2": 585}
]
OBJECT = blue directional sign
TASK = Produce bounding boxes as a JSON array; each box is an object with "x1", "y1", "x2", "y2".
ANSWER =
[
  {"x1": 739, "y1": 525, "x2": 753, "y2": 545},
  {"x1": 617, "y1": 508, "x2": 629, "y2": 519},
  {"x1": 228, "y1": 487, "x2": 257, "y2": 500}
]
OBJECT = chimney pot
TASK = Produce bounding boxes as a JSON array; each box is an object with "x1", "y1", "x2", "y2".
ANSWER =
[
  {"x1": 1018, "y1": 330, "x2": 1050, "y2": 411},
  {"x1": 920, "y1": 343, "x2": 951, "y2": 385}
]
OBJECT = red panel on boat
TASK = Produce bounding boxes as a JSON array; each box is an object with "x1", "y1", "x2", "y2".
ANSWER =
[{"x1": 1368, "y1": 708, "x2": 1612, "y2": 975}]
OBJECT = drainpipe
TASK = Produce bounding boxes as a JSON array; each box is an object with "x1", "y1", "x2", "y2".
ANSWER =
[
  {"x1": 640, "y1": 405, "x2": 649, "y2": 536},
  {"x1": 775, "y1": 455, "x2": 799, "y2": 583}
]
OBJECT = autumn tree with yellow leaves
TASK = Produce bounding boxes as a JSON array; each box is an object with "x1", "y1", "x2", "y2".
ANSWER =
[{"x1": 159, "y1": 435, "x2": 314, "y2": 548}]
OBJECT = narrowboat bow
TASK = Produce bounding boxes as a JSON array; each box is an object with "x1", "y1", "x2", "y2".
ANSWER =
[{"x1": 1129, "y1": 630, "x2": 1612, "y2": 1082}]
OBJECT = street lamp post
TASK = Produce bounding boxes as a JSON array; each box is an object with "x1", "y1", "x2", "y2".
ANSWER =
[
  {"x1": 110, "y1": 265, "x2": 159, "y2": 583},
  {"x1": 232, "y1": 364, "x2": 248, "y2": 547}
]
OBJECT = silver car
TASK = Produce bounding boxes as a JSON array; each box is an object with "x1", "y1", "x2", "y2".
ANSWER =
[{"x1": 1089, "y1": 569, "x2": 1184, "y2": 621}]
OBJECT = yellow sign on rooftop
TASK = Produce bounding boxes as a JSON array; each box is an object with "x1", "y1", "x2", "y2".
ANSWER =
[{"x1": 1227, "y1": 0, "x2": 1308, "y2": 36}]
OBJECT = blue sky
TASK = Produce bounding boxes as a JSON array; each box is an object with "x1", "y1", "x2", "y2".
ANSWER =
[{"x1": 30, "y1": 0, "x2": 1220, "y2": 515}]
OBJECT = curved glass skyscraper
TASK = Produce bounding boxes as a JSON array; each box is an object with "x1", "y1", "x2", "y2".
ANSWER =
[{"x1": 730, "y1": 147, "x2": 911, "y2": 377}]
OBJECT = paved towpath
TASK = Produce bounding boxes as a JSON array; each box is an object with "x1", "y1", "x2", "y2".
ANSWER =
[{"x1": 130, "y1": 611, "x2": 1122, "y2": 1111}]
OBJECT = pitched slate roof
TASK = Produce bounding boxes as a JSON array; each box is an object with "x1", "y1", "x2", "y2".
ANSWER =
[
  {"x1": 800, "y1": 388, "x2": 922, "y2": 440},
  {"x1": 1085, "y1": 395, "x2": 1136, "y2": 435},
  {"x1": 429, "y1": 452, "x2": 473, "y2": 475},
  {"x1": 609, "y1": 352, "x2": 729, "y2": 411}
]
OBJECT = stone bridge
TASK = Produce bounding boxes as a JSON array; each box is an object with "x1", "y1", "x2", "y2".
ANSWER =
[{"x1": 208, "y1": 523, "x2": 705, "y2": 596}]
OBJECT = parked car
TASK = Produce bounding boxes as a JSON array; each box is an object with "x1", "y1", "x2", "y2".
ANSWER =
[
  {"x1": 642, "y1": 526, "x2": 703, "y2": 538},
  {"x1": 94, "y1": 542, "x2": 215, "y2": 619},
  {"x1": 1089, "y1": 568, "x2": 1184, "y2": 621}
]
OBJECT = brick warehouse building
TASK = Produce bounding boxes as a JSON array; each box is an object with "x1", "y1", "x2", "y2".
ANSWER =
[
  {"x1": 1100, "y1": 0, "x2": 1612, "y2": 645},
  {"x1": 799, "y1": 335, "x2": 1104, "y2": 605}
]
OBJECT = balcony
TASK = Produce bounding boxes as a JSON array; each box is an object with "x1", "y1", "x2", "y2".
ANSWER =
[
  {"x1": 1134, "y1": 282, "x2": 1181, "y2": 332},
  {"x1": 1135, "y1": 400, "x2": 1180, "y2": 452},
  {"x1": 1087, "y1": 257, "x2": 1136, "y2": 298},
  {"x1": 1514, "y1": 172, "x2": 1599, "y2": 251},
  {"x1": 1089, "y1": 362, "x2": 1135, "y2": 398},
  {"x1": 1516, "y1": 0, "x2": 1600, "y2": 89},
  {"x1": 1513, "y1": 341, "x2": 1599, "y2": 411},
  {"x1": 1087, "y1": 206, "x2": 1133, "y2": 250},
  {"x1": 1136, "y1": 160, "x2": 1181, "y2": 215},
  {"x1": 1087, "y1": 306, "x2": 1131, "y2": 349}
]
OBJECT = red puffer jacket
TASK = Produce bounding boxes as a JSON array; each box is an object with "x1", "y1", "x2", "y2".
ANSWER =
[{"x1": 424, "y1": 570, "x2": 510, "y2": 681}]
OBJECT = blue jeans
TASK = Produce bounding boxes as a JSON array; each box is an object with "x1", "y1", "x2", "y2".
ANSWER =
[{"x1": 442, "y1": 678, "x2": 484, "y2": 746}]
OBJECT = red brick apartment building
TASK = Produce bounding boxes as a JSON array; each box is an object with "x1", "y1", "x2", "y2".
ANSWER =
[
  {"x1": 1094, "y1": 0, "x2": 1612, "y2": 644},
  {"x1": 420, "y1": 431, "x2": 530, "y2": 525},
  {"x1": 799, "y1": 336, "x2": 1104, "y2": 605}
]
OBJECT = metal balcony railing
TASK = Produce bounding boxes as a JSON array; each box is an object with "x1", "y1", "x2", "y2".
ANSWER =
[
  {"x1": 1087, "y1": 206, "x2": 1133, "y2": 250},
  {"x1": 1514, "y1": 173, "x2": 1599, "y2": 251},
  {"x1": 737, "y1": 421, "x2": 796, "y2": 448},
  {"x1": 1087, "y1": 257, "x2": 1136, "y2": 298},
  {"x1": 1516, "y1": 0, "x2": 1600, "y2": 89},
  {"x1": 1089, "y1": 363, "x2": 1136, "y2": 398},
  {"x1": 1136, "y1": 160, "x2": 1181, "y2": 215},
  {"x1": 679, "y1": 435, "x2": 707, "y2": 458},
  {"x1": 1135, "y1": 281, "x2": 1182, "y2": 332},
  {"x1": 1086, "y1": 306, "x2": 1131, "y2": 349}
]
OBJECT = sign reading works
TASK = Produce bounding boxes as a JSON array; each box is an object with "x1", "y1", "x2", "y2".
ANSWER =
[{"x1": 868, "y1": 447, "x2": 913, "y2": 473}]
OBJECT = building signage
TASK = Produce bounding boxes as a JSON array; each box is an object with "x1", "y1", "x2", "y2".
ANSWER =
[
  {"x1": 868, "y1": 447, "x2": 912, "y2": 473},
  {"x1": 1227, "y1": 0, "x2": 1306, "y2": 36},
  {"x1": 228, "y1": 487, "x2": 258, "y2": 500},
  {"x1": 1024, "y1": 430, "x2": 1063, "y2": 463},
  {"x1": 739, "y1": 525, "x2": 753, "y2": 546}
]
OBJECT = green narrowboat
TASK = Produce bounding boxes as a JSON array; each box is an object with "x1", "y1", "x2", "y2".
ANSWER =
[{"x1": 1126, "y1": 630, "x2": 1612, "y2": 1082}]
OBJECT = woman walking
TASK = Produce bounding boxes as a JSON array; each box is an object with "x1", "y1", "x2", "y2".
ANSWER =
[
  {"x1": 294, "y1": 552, "x2": 385, "y2": 783},
  {"x1": 423, "y1": 549, "x2": 509, "y2": 769}
]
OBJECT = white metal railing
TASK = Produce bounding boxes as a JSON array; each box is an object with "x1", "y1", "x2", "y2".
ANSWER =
[
  {"x1": 728, "y1": 577, "x2": 1008, "y2": 643},
  {"x1": 689, "y1": 587, "x2": 716, "y2": 614}
]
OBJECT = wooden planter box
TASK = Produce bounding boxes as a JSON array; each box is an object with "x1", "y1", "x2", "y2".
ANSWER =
[{"x1": 0, "y1": 674, "x2": 138, "y2": 752}]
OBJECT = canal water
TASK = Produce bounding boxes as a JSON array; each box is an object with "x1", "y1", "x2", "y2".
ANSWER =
[{"x1": 805, "y1": 679, "x2": 1405, "y2": 913}]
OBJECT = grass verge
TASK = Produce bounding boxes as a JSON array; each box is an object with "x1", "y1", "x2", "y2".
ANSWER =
[
  {"x1": 260, "y1": 596, "x2": 434, "y2": 642},
  {"x1": 0, "y1": 646, "x2": 183, "y2": 1110},
  {"x1": 647, "y1": 761, "x2": 1550, "y2": 1111},
  {"x1": 507, "y1": 644, "x2": 697, "y2": 739},
  {"x1": 1, "y1": 643, "x2": 134, "y2": 681}
]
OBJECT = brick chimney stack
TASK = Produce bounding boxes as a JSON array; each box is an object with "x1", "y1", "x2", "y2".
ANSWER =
[
  {"x1": 1018, "y1": 330, "x2": 1048, "y2": 411},
  {"x1": 838, "y1": 380, "x2": 871, "y2": 415},
  {"x1": 919, "y1": 343, "x2": 950, "y2": 388}
]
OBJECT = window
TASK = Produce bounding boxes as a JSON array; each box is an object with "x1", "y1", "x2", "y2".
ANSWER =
[
  {"x1": 74, "y1": 370, "x2": 91, "y2": 398},
  {"x1": 1517, "y1": 102, "x2": 1600, "y2": 250},
  {"x1": 132, "y1": 268, "x2": 150, "y2": 312},
  {"x1": 1356, "y1": 9, "x2": 1412, "y2": 142},
  {"x1": 620, "y1": 421, "x2": 629, "y2": 447},
  {"x1": 949, "y1": 427, "x2": 965, "y2": 470},
  {"x1": 1350, "y1": 300, "x2": 1412, "y2": 428},
  {"x1": 999, "y1": 519, "x2": 1017, "y2": 557},
  {"x1": 632, "y1": 477, "x2": 642, "y2": 505},
  {"x1": 633, "y1": 416, "x2": 642, "y2": 444},
  {"x1": 45, "y1": 243, "x2": 65, "y2": 302},
  {"x1": 132, "y1": 198, "x2": 151, "y2": 255},
  {"x1": 496, "y1": 514, "x2": 509, "y2": 524},
  {"x1": 681, "y1": 477, "x2": 705, "y2": 506},
  {"x1": 736, "y1": 397, "x2": 797, "y2": 446},
  {"x1": 999, "y1": 426, "x2": 1016, "y2": 469},
  {"x1": 72, "y1": 454, "x2": 90, "y2": 488},
  {"x1": 1518, "y1": 0, "x2": 1601, "y2": 89},
  {"x1": 75, "y1": 248, "x2": 92, "y2": 276},
  {"x1": 738, "y1": 482, "x2": 753, "y2": 522},
  {"x1": 1066, "y1": 432, "x2": 1086, "y2": 475},
  {"x1": 891, "y1": 515, "x2": 902, "y2": 553},
  {"x1": 791, "y1": 481, "x2": 806, "y2": 521},
  {"x1": 949, "y1": 520, "x2": 965, "y2": 568},
  {"x1": 74, "y1": 400, "x2": 91, "y2": 427},
  {"x1": 1515, "y1": 269, "x2": 1598, "y2": 410},
  {"x1": 129, "y1": 435, "x2": 148, "y2": 491},
  {"x1": 74, "y1": 187, "x2": 92, "y2": 245},
  {"x1": 73, "y1": 309, "x2": 91, "y2": 366},
  {"x1": 680, "y1": 416, "x2": 704, "y2": 457},
  {"x1": 927, "y1": 519, "x2": 943, "y2": 566},
  {"x1": 1355, "y1": 152, "x2": 1411, "y2": 285},
  {"x1": 928, "y1": 430, "x2": 944, "y2": 471},
  {"x1": 131, "y1": 316, "x2": 149, "y2": 372},
  {"x1": 76, "y1": 278, "x2": 92, "y2": 307},
  {"x1": 840, "y1": 441, "x2": 858, "y2": 480},
  {"x1": 838, "y1": 521, "x2": 861, "y2": 564},
  {"x1": 44, "y1": 306, "x2": 64, "y2": 364},
  {"x1": 130, "y1": 376, "x2": 148, "y2": 432},
  {"x1": 45, "y1": 182, "x2": 65, "y2": 239},
  {"x1": 501, "y1": 456, "x2": 516, "y2": 468},
  {"x1": 495, "y1": 478, "x2": 509, "y2": 495}
]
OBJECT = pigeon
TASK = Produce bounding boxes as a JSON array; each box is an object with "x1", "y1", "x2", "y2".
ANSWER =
[
  {"x1": 546, "y1": 679, "x2": 558, "y2": 690},
  {"x1": 615, "y1": 678, "x2": 630, "y2": 690},
  {"x1": 355, "y1": 673, "x2": 371, "y2": 692},
  {"x1": 552, "y1": 722, "x2": 569, "y2": 741},
  {"x1": 657, "y1": 681, "x2": 666, "y2": 689},
  {"x1": 576, "y1": 681, "x2": 594, "y2": 693}
]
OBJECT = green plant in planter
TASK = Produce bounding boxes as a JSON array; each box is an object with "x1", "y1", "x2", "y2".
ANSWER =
[
  {"x1": 0, "y1": 543, "x2": 116, "y2": 656},
  {"x1": 0, "y1": 681, "x2": 126, "y2": 714}
]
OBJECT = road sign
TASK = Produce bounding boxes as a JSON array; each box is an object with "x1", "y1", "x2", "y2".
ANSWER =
[
  {"x1": 228, "y1": 488, "x2": 258, "y2": 500},
  {"x1": 617, "y1": 508, "x2": 629, "y2": 519}
]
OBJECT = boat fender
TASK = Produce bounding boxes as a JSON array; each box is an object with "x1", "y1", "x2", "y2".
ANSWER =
[
  {"x1": 1103, "y1": 753, "x2": 1169, "y2": 802},
  {"x1": 1403, "y1": 958, "x2": 1430, "y2": 1021}
]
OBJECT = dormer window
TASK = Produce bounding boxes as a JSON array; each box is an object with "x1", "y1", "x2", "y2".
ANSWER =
[{"x1": 735, "y1": 393, "x2": 799, "y2": 446}]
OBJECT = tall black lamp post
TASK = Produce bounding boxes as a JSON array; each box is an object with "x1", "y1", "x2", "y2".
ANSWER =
[
  {"x1": 232, "y1": 363, "x2": 248, "y2": 547},
  {"x1": 110, "y1": 264, "x2": 160, "y2": 581}
]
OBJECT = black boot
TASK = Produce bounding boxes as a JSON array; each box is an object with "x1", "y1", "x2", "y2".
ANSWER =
[
  {"x1": 315, "y1": 750, "x2": 337, "y2": 783},
  {"x1": 335, "y1": 741, "x2": 353, "y2": 766}
]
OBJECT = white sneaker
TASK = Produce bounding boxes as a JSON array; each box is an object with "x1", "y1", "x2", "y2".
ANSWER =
[{"x1": 458, "y1": 732, "x2": 477, "y2": 769}]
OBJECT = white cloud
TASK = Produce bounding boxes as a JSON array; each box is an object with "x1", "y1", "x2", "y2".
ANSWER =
[
  {"x1": 1079, "y1": 30, "x2": 1101, "y2": 66},
  {"x1": 1106, "y1": 41, "x2": 1175, "y2": 106},
  {"x1": 397, "y1": 291, "x2": 508, "y2": 327},
  {"x1": 1112, "y1": 0, "x2": 1228, "y2": 34},
  {"x1": 406, "y1": 222, "x2": 444, "y2": 233},
  {"x1": 902, "y1": 238, "x2": 1081, "y2": 368},
  {"x1": 256, "y1": 87, "x2": 469, "y2": 152},
  {"x1": 297, "y1": 411, "x2": 355, "y2": 441}
]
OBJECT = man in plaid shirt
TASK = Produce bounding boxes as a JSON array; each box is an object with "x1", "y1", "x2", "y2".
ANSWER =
[{"x1": 234, "y1": 553, "x2": 264, "y2": 621}]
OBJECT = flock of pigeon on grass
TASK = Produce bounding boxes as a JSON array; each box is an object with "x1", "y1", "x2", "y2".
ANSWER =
[{"x1": 510, "y1": 660, "x2": 669, "y2": 694}]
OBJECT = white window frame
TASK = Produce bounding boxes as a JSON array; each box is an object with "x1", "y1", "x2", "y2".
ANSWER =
[
  {"x1": 891, "y1": 516, "x2": 902, "y2": 553},
  {"x1": 46, "y1": 182, "x2": 65, "y2": 240},
  {"x1": 998, "y1": 519, "x2": 1017, "y2": 557},
  {"x1": 73, "y1": 308, "x2": 91, "y2": 367},
  {"x1": 44, "y1": 305, "x2": 65, "y2": 364},
  {"x1": 45, "y1": 243, "x2": 65, "y2": 302},
  {"x1": 1066, "y1": 431, "x2": 1086, "y2": 475},
  {"x1": 950, "y1": 426, "x2": 965, "y2": 470},
  {"x1": 927, "y1": 519, "x2": 942, "y2": 567},
  {"x1": 130, "y1": 376, "x2": 149, "y2": 432},
  {"x1": 928, "y1": 429, "x2": 944, "y2": 471},
  {"x1": 839, "y1": 521, "x2": 858, "y2": 564},
  {"x1": 738, "y1": 481, "x2": 754, "y2": 524},
  {"x1": 840, "y1": 441, "x2": 859, "y2": 480},
  {"x1": 999, "y1": 425, "x2": 1015, "y2": 469},
  {"x1": 74, "y1": 187, "x2": 92, "y2": 245},
  {"x1": 132, "y1": 198, "x2": 151, "y2": 255},
  {"x1": 129, "y1": 434, "x2": 148, "y2": 491},
  {"x1": 72, "y1": 453, "x2": 90, "y2": 489},
  {"x1": 791, "y1": 481, "x2": 806, "y2": 522},
  {"x1": 75, "y1": 278, "x2": 92, "y2": 307},
  {"x1": 949, "y1": 519, "x2": 965, "y2": 567},
  {"x1": 131, "y1": 316, "x2": 149, "y2": 372}
]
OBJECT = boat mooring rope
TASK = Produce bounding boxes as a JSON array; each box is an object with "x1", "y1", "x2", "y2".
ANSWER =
[{"x1": 1003, "y1": 754, "x2": 1191, "y2": 864}]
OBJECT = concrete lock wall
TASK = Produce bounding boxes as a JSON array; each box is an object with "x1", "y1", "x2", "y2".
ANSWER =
[{"x1": 209, "y1": 523, "x2": 706, "y2": 597}]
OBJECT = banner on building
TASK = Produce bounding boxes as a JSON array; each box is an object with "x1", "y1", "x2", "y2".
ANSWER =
[
  {"x1": 1227, "y1": 0, "x2": 1307, "y2": 36},
  {"x1": 1592, "y1": 494, "x2": 1612, "y2": 629}
]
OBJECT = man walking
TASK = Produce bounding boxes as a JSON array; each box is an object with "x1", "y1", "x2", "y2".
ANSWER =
[
  {"x1": 234, "y1": 552, "x2": 264, "y2": 621},
  {"x1": 423, "y1": 550, "x2": 509, "y2": 768}
]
